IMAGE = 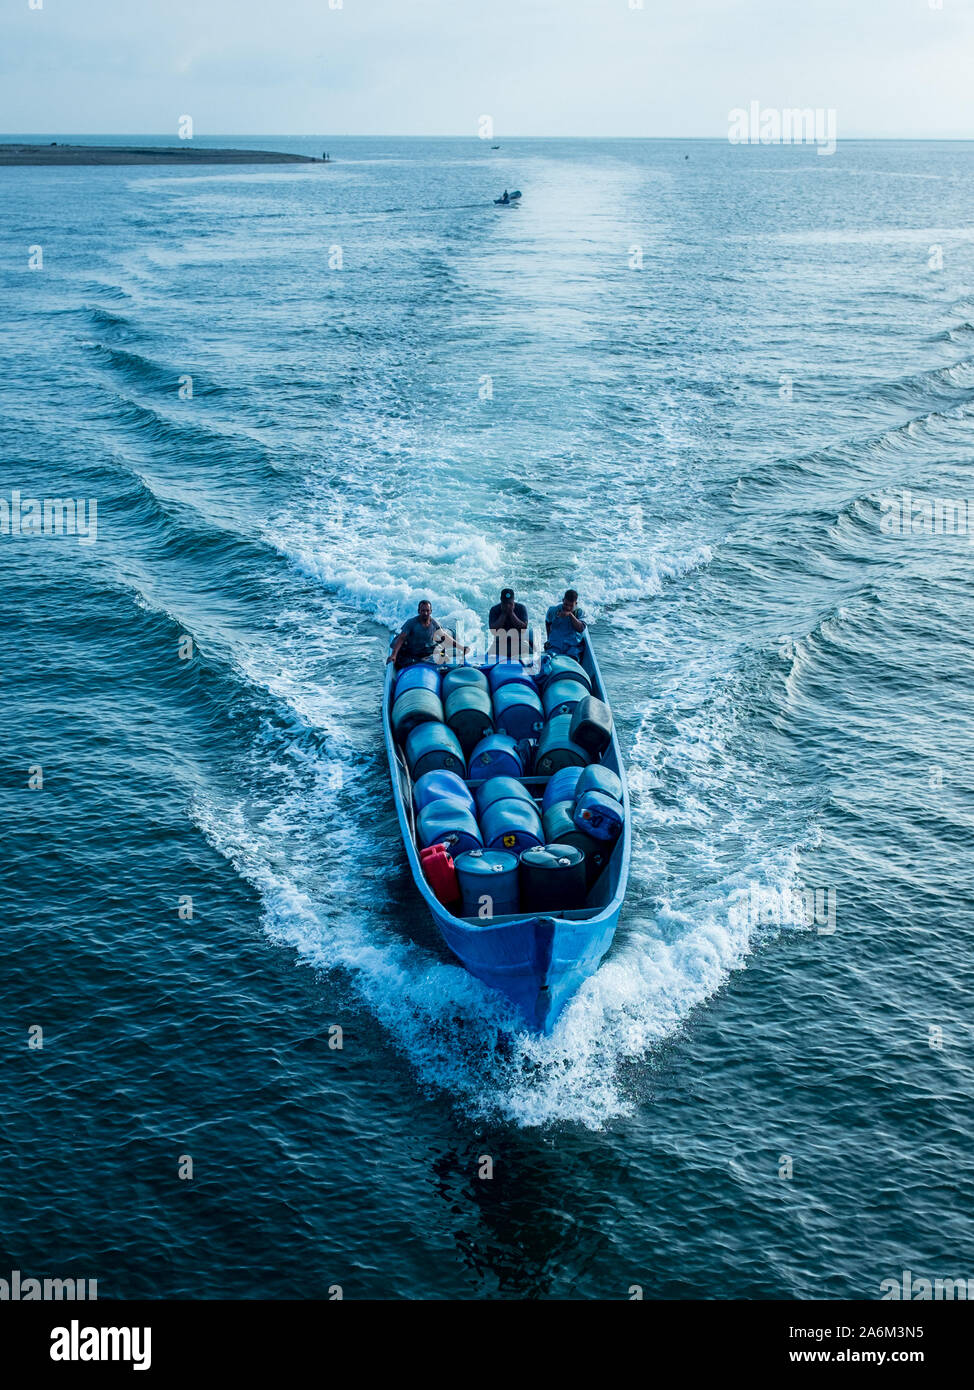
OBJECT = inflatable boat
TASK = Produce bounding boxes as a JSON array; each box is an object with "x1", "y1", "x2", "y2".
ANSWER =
[{"x1": 382, "y1": 636, "x2": 630, "y2": 1032}]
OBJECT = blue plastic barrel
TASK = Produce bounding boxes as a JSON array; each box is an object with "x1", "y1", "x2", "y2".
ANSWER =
[
  {"x1": 519, "y1": 843, "x2": 587, "y2": 912},
  {"x1": 444, "y1": 685, "x2": 495, "y2": 757},
  {"x1": 405, "y1": 722, "x2": 466, "y2": 781},
  {"x1": 487, "y1": 662, "x2": 537, "y2": 696},
  {"x1": 395, "y1": 663, "x2": 441, "y2": 699},
  {"x1": 454, "y1": 848, "x2": 520, "y2": 918},
  {"x1": 492, "y1": 682, "x2": 545, "y2": 741},
  {"x1": 479, "y1": 797, "x2": 544, "y2": 853},
  {"x1": 417, "y1": 799, "x2": 483, "y2": 855},
  {"x1": 442, "y1": 666, "x2": 489, "y2": 700},
  {"x1": 474, "y1": 776, "x2": 536, "y2": 816},
  {"x1": 467, "y1": 732, "x2": 523, "y2": 781},
  {"x1": 534, "y1": 714, "x2": 590, "y2": 777},
  {"x1": 391, "y1": 688, "x2": 444, "y2": 741},
  {"x1": 538, "y1": 653, "x2": 592, "y2": 693},
  {"x1": 541, "y1": 765, "x2": 585, "y2": 812},
  {"x1": 542, "y1": 678, "x2": 585, "y2": 720},
  {"x1": 575, "y1": 764, "x2": 623, "y2": 805},
  {"x1": 413, "y1": 769, "x2": 475, "y2": 814},
  {"x1": 540, "y1": 802, "x2": 610, "y2": 887}
]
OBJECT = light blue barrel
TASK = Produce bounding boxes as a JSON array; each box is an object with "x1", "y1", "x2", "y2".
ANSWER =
[
  {"x1": 417, "y1": 798, "x2": 483, "y2": 855},
  {"x1": 534, "y1": 714, "x2": 590, "y2": 777},
  {"x1": 542, "y1": 678, "x2": 585, "y2": 720},
  {"x1": 487, "y1": 662, "x2": 537, "y2": 696},
  {"x1": 405, "y1": 722, "x2": 466, "y2": 781},
  {"x1": 467, "y1": 732, "x2": 523, "y2": 782},
  {"x1": 541, "y1": 765, "x2": 585, "y2": 812},
  {"x1": 413, "y1": 769, "x2": 475, "y2": 814},
  {"x1": 575, "y1": 764, "x2": 623, "y2": 805},
  {"x1": 474, "y1": 776, "x2": 536, "y2": 817},
  {"x1": 442, "y1": 666, "x2": 489, "y2": 700},
  {"x1": 572, "y1": 789, "x2": 625, "y2": 843},
  {"x1": 454, "y1": 848, "x2": 520, "y2": 918},
  {"x1": 395, "y1": 663, "x2": 441, "y2": 699},
  {"x1": 479, "y1": 797, "x2": 544, "y2": 853},
  {"x1": 391, "y1": 687, "x2": 444, "y2": 741},
  {"x1": 538, "y1": 653, "x2": 592, "y2": 693},
  {"x1": 492, "y1": 682, "x2": 545, "y2": 741}
]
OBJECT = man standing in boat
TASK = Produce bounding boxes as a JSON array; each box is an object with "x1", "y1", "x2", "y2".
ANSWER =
[
  {"x1": 388, "y1": 600, "x2": 468, "y2": 668},
  {"x1": 545, "y1": 589, "x2": 587, "y2": 657},
  {"x1": 487, "y1": 586, "x2": 530, "y2": 661}
]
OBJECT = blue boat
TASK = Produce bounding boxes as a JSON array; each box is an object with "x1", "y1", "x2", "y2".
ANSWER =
[{"x1": 382, "y1": 637, "x2": 631, "y2": 1032}]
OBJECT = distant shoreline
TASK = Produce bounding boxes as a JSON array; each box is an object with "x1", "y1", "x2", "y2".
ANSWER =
[{"x1": 0, "y1": 144, "x2": 324, "y2": 166}]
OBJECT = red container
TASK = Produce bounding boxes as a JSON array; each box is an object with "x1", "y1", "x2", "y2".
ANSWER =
[{"x1": 419, "y1": 843, "x2": 461, "y2": 907}]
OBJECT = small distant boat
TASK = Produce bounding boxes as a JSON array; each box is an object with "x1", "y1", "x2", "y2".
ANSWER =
[
  {"x1": 383, "y1": 637, "x2": 631, "y2": 1033},
  {"x1": 491, "y1": 145, "x2": 501, "y2": 150},
  {"x1": 494, "y1": 189, "x2": 521, "y2": 205}
]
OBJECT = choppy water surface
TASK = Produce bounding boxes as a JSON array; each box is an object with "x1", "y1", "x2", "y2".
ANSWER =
[{"x1": 2, "y1": 137, "x2": 973, "y2": 1298}]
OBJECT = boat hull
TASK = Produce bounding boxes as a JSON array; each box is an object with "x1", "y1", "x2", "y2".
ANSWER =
[{"x1": 434, "y1": 905, "x2": 620, "y2": 1032}]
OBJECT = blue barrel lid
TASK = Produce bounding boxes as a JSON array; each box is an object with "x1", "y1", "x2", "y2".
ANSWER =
[
  {"x1": 520, "y1": 842, "x2": 585, "y2": 869},
  {"x1": 454, "y1": 848, "x2": 519, "y2": 876}
]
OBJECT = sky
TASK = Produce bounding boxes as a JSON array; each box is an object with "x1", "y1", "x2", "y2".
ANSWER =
[{"x1": 2, "y1": 0, "x2": 972, "y2": 139}]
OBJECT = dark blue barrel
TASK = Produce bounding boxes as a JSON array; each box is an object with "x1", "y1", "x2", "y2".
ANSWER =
[
  {"x1": 487, "y1": 662, "x2": 537, "y2": 696},
  {"x1": 541, "y1": 765, "x2": 585, "y2": 812},
  {"x1": 575, "y1": 764, "x2": 623, "y2": 804},
  {"x1": 442, "y1": 666, "x2": 489, "y2": 700},
  {"x1": 519, "y1": 843, "x2": 587, "y2": 912},
  {"x1": 538, "y1": 653, "x2": 592, "y2": 693},
  {"x1": 492, "y1": 682, "x2": 545, "y2": 740},
  {"x1": 391, "y1": 688, "x2": 444, "y2": 741},
  {"x1": 479, "y1": 797, "x2": 544, "y2": 853},
  {"x1": 413, "y1": 769, "x2": 475, "y2": 814},
  {"x1": 541, "y1": 801, "x2": 610, "y2": 886},
  {"x1": 569, "y1": 695, "x2": 613, "y2": 759},
  {"x1": 417, "y1": 799, "x2": 483, "y2": 855},
  {"x1": 542, "y1": 678, "x2": 585, "y2": 720},
  {"x1": 444, "y1": 686, "x2": 495, "y2": 757},
  {"x1": 454, "y1": 848, "x2": 520, "y2": 918},
  {"x1": 534, "y1": 714, "x2": 590, "y2": 777},
  {"x1": 467, "y1": 733, "x2": 523, "y2": 781},
  {"x1": 474, "y1": 776, "x2": 536, "y2": 817},
  {"x1": 572, "y1": 789, "x2": 624, "y2": 842},
  {"x1": 395, "y1": 663, "x2": 441, "y2": 699},
  {"x1": 405, "y1": 722, "x2": 466, "y2": 781}
]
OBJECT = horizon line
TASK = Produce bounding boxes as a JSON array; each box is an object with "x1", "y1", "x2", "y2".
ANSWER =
[{"x1": 2, "y1": 132, "x2": 974, "y2": 143}]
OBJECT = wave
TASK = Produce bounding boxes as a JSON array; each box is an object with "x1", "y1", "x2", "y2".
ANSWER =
[{"x1": 83, "y1": 341, "x2": 224, "y2": 395}]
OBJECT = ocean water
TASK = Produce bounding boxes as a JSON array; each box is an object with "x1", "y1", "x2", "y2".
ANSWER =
[{"x1": 2, "y1": 136, "x2": 973, "y2": 1300}]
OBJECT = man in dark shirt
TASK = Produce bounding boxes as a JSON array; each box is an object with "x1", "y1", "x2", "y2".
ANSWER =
[
  {"x1": 388, "y1": 600, "x2": 467, "y2": 669},
  {"x1": 487, "y1": 587, "x2": 530, "y2": 661}
]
